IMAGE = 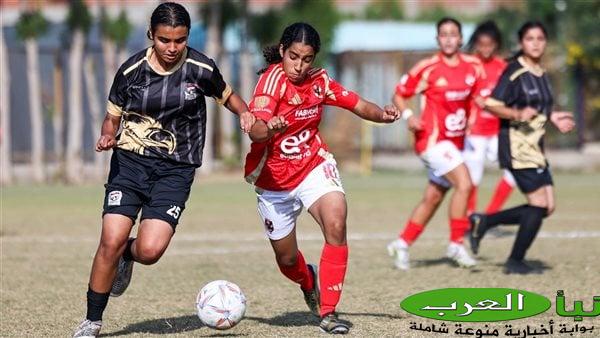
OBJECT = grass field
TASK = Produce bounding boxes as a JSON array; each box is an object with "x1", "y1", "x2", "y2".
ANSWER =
[{"x1": 2, "y1": 170, "x2": 599, "y2": 337}]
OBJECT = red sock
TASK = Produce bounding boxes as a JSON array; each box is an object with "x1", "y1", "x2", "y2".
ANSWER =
[
  {"x1": 319, "y1": 243, "x2": 348, "y2": 317},
  {"x1": 450, "y1": 218, "x2": 470, "y2": 244},
  {"x1": 277, "y1": 250, "x2": 313, "y2": 291},
  {"x1": 399, "y1": 220, "x2": 425, "y2": 245},
  {"x1": 486, "y1": 178, "x2": 514, "y2": 213},
  {"x1": 467, "y1": 186, "x2": 478, "y2": 215}
]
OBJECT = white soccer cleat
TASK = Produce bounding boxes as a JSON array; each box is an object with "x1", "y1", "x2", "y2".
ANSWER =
[
  {"x1": 446, "y1": 242, "x2": 477, "y2": 268},
  {"x1": 72, "y1": 319, "x2": 102, "y2": 338},
  {"x1": 387, "y1": 239, "x2": 410, "y2": 270}
]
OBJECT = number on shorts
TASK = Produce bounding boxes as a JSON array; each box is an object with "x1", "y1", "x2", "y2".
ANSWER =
[{"x1": 167, "y1": 205, "x2": 181, "y2": 219}]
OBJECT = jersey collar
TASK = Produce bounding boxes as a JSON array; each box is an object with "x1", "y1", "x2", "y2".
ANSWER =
[{"x1": 145, "y1": 47, "x2": 188, "y2": 76}]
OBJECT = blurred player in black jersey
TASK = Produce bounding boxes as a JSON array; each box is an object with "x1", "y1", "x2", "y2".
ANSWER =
[
  {"x1": 73, "y1": 3, "x2": 255, "y2": 337},
  {"x1": 469, "y1": 21, "x2": 575, "y2": 274}
]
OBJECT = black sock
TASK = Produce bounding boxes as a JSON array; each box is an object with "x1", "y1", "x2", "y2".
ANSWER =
[
  {"x1": 86, "y1": 286, "x2": 110, "y2": 322},
  {"x1": 122, "y1": 238, "x2": 135, "y2": 262},
  {"x1": 508, "y1": 206, "x2": 547, "y2": 261},
  {"x1": 486, "y1": 204, "x2": 529, "y2": 227}
]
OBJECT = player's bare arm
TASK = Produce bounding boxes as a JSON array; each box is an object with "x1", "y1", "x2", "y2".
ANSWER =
[
  {"x1": 392, "y1": 93, "x2": 422, "y2": 131},
  {"x1": 95, "y1": 113, "x2": 121, "y2": 152},
  {"x1": 352, "y1": 98, "x2": 400, "y2": 123},
  {"x1": 224, "y1": 92, "x2": 255, "y2": 133}
]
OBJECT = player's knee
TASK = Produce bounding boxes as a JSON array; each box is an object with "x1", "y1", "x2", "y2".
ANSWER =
[
  {"x1": 98, "y1": 237, "x2": 126, "y2": 260},
  {"x1": 325, "y1": 219, "x2": 347, "y2": 244},
  {"x1": 455, "y1": 179, "x2": 473, "y2": 195},
  {"x1": 135, "y1": 244, "x2": 164, "y2": 265},
  {"x1": 423, "y1": 192, "x2": 444, "y2": 207}
]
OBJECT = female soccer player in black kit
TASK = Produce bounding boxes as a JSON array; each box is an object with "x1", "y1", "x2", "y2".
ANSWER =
[
  {"x1": 73, "y1": 3, "x2": 254, "y2": 337},
  {"x1": 469, "y1": 21, "x2": 575, "y2": 274}
]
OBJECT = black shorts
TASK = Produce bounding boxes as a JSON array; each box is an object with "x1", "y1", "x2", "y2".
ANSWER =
[
  {"x1": 102, "y1": 149, "x2": 196, "y2": 229},
  {"x1": 509, "y1": 167, "x2": 553, "y2": 194}
]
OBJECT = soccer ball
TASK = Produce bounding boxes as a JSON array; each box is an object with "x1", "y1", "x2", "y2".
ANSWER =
[{"x1": 196, "y1": 280, "x2": 247, "y2": 330}]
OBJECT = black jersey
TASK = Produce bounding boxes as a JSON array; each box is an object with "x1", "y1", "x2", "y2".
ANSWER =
[
  {"x1": 107, "y1": 47, "x2": 231, "y2": 166},
  {"x1": 486, "y1": 56, "x2": 554, "y2": 170}
]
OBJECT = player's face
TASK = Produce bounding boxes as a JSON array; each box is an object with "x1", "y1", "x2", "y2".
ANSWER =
[
  {"x1": 151, "y1": 24, "x2": 189, "y2": 65},
  {"x1": 475, "y1": 34, "x2": 498, "y2": 60},
  {"x1": 520, "y1": 27, "x2": 546, "y2": 60},
  {"x1": 437, "y1": 22, "x2": 462, "y2": 56},
  {"x1": 280, "y1": 42, "x2": 315, "y2": 84}
]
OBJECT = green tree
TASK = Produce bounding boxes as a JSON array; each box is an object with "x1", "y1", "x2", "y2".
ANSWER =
[
  {"x1": 364, "y1": 0, "x2": 403, "y2": 21},
  {"x1": 15, "y1": 10, "x2": 49, "y2": 183}
]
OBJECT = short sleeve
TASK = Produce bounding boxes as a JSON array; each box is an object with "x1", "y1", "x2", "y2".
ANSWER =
[
  {"x1": 324, "y1": 77, "x2": 359, "y2": 110},
  {"x1": 107, "y1": 70, "x2": 128, "y2": 117},
  {"x1": 249, "y1": 66, "x2": 284, "y2": 122},
  {"x1": 487, "y1": 67, "x2": 519, "y2": 107},
  {"x1": 198, "y1": 59, "x2": 232, "y2": 105}
]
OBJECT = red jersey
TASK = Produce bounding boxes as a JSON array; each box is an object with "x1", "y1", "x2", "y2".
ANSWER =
[
  {"x1": 244, "y1": 63, "x2": 359, "y2": 191},
  {"x1": 469, "y1": 56, "x2": 506, "y2": 136},
  {"x1": 396, "y1": 53, "x2": 482, "y2": 154}
]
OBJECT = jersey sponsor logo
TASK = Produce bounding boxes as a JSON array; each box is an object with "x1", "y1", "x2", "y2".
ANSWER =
[
  {"x1": 435, "y1": 77, "x2": 449, "y2": 87},
  {"x1": 166, "y1": 205, "x2": 181, "y2": 219},
  {"x1": 184, "y1": 83, "x2": 198, "y2": 101},
  {"x1": 280, "y1": 129, "x2": 312, "y2": 159},
  {"x1": 254, "y1": 95, "x2": 270, "y2": 109},
  {"x1": 342, "y1": 90, "x2": 349, "y2": 96},
  {"x1": 294, "y1": 106, "x2": 319, "y2": 120},
  {"x1": 445, "y1": 108, "x2": 467, "y2": 136},
  {"x1": 107, "y1": 191, "x2": 123, "y2": 206},
  {"x1": 465, "y1": 74, "x2": 476, "y2": 86},
  {"x1": 445, "y1": 89, "x2": 471, "y2": 101},
  {"x1": 119, "y1": 112, "x2": 176, "y2": 155}
]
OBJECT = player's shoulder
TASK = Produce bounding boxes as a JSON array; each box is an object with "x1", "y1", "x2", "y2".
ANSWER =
[
  {"x1": 119, "y1": 48, "x2": 150, "y2": 77},
  {"x1": 492, "y1": 56, "x2": 508, "y2": 68},
  {"x1": 409, "y1": 54, "x2": 441, "y2": 75},
  {"x1": 460, "y1": 53, "x2": 485, "y2": 76},
  {"x1": 504, "y1": 58, "x2": 528, "y2": 82},
  {"x1": 308, "y1": 67, "x2": 328, "y2": 79},
  {"x1": 184, "y1": 47, "x2": 217, "y2": 72},
  {"x1": 255, "y1": 63, "x2": 286, "y2": 97}
]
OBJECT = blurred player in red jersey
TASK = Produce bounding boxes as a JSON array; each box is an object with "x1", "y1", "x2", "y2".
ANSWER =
[
  {"x1": 245, "y1": 22, "x2": 399, "y2": 334},
  {"x1": 387, "y1": 17, "x2": 480, "y2": 270},
  {"x1": 464, "y1": 21, "x2": 516, "y2": 216}
]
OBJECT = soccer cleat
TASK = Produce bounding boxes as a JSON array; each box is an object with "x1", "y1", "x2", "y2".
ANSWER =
[
  {"x1": 319, "y1": 313, "x2": 349, "y2": 334},
  {"x1": 110, "y1": 256, "x2": 134, "y2": 297},
  {"x1": 468, "y1": 213, "x2": 488, "y2": 255},
  {"x1": 503, "y1": 258, "x2": 542, "y2": 275},
  {"x1": 72, "y1": 319, "x2": 102, "y2": 338},
  {"x1": 387, "y1": 239, "x2": 410, "y2": 270},
  {"x1": 302, "y1": 263, "x2": 320, "y2": 317},
  {"x1": 446, "y1": 242, "x2": 477, "y2": 268}
]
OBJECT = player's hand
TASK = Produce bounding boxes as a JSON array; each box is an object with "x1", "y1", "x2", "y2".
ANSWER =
[
  {"x1": 474, "y1": 96, "x2": 486, "y2": 109},
  {"x1": 516, "y1": 107, "x2": 537, "y2": 121},
  {"x1": 381, "y1": 105, "x2": 401, "y2": 122},
  {"x1": 407, "y1": 115, "x2": 423, "y2": 132},
  {"x1": 551, "y1": 111, "x2": 575, "y2": 133},
  {"x1": 95, "y1": 134, "x2": 116, "y2": 152},
  {"x1": 266, "y1": 116, "x2": 288, "y2": 135},
  {"x1": 239, "y1": 111, "x2": 256, "y2": 134}
]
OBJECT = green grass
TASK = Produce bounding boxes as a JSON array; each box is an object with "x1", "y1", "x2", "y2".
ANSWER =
[{"x1": 2, "y1": 170, "x2": 599, "y2": 336}]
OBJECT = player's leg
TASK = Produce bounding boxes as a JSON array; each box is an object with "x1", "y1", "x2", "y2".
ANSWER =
[
  {"x1": 302, "y1": 159, "x2": 349, "y2": 333},
  {"x1": 444, "y1": 163, "x2": 477, "y2": 268},
  {"x1": 257, "y1": 187, "x2": 317, "y2": 315},
  {"x1": 463, "y1": 135, "x2": 487, "y2": 214},
  {"x1": 485, "y1": 136, "x2": 516, "y2": 213}
]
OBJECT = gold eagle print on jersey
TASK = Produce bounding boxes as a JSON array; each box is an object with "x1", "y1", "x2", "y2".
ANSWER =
[
  {"x1": 509, "y1": 114, "x2": 547, "y2": 169},
  {"x1": 118, "y1": 112, "x2": 176, "y2": 155}
]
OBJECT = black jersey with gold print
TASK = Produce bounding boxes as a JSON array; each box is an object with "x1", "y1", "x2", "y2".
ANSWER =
[
  {"x1": 486, "y1": 56, "x2": 554, "y2": 170},
  {"x1": 107, "y1": 47, "x2": 231, "y2": 166}
]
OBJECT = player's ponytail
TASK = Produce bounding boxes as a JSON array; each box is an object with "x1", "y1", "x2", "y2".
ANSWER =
[
  {"x1": 258, "y1": 22, "x2": 321, "y2": 74},
  {"x1": 507, "y1": 20, "x2": 547, "y2": 62}
]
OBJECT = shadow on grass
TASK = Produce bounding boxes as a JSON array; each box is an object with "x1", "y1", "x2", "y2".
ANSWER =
[
  {"x1": 100, "y1": 314, "x2": 246, "y2": 337},
  {"x1": 493, "y1": 259, "x2": 553, "y2": 274},
  {"x1": 245, "y1": 310, "x2": 401, "y2": 328}
]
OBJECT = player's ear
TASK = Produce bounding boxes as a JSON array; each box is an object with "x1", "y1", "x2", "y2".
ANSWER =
[
  {"x1": 279, "y1": 44, "x2": 284, "y2": 58},
  {"x1": 147, "y1": 28, "x2": 153, "y2": 40}
]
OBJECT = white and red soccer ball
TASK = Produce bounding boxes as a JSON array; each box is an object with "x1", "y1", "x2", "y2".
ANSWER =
[{"x1": 196, "y1": 280, "x2": 246, "y2": 330}]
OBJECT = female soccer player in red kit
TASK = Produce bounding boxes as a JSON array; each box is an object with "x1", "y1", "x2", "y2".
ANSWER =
[
  {"x1": 245, "y1": 22, "x2": 399, "y2": 334},
  {"x1": 387, "y1": 17, "x2": 480, "y2": 270},
  {"x1": 464, "y1": 20, "x2": 516, "y2": 215}
]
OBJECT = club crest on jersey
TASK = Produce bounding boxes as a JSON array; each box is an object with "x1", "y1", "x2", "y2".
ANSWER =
[
  {"x1": 184, "y1": 83, "x2": 198, "y2": 100},
  {"x1": 107, "y1": 191, "x2": 122, "y2": 206},
  {"x1": 312, "y1": 84, "x2": 323, "y2": 98},
  {"x1": 465, "y1": 74, "x2": 476, "y2": 86},
  {"x1": 435, "y1": 77, "x2": 449, "y2": 87}
]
